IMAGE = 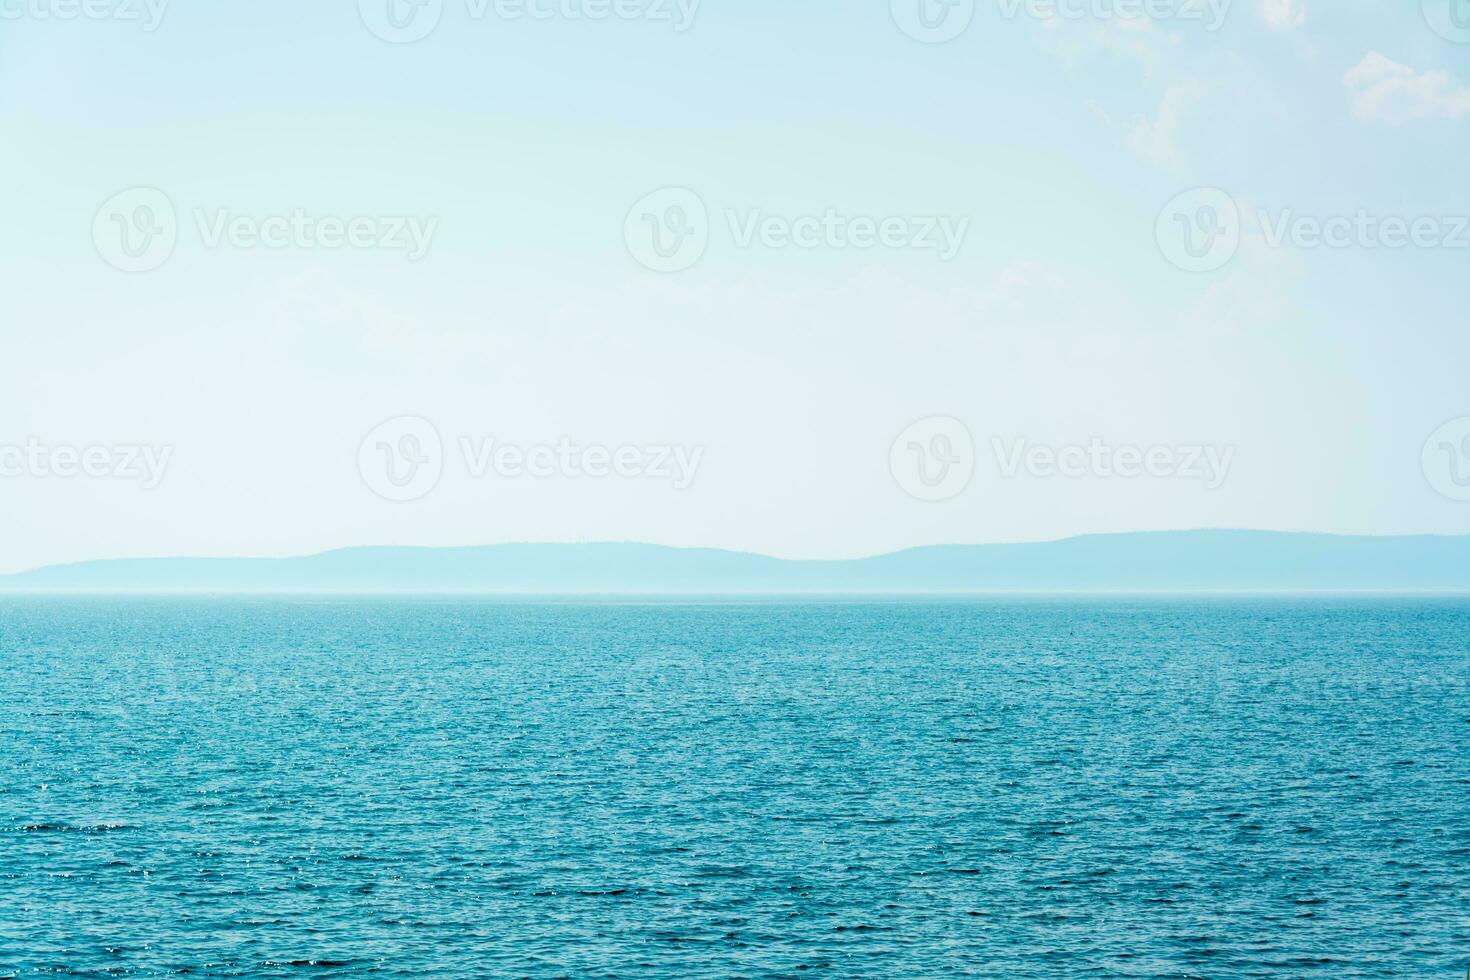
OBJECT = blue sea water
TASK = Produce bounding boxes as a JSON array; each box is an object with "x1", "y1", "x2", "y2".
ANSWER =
[{"x1": 1, "y1": 597, "x2": 1468, "y2": 978}]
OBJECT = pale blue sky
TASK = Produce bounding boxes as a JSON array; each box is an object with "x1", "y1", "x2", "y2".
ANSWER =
[{"x1": 1, "y1": 0, "x2": 1468, "y2": 572}]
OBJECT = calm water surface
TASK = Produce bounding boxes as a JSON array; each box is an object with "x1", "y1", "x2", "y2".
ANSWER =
[{"x1": 2, "y1": 598, "x2": 1468, "y2": 978}]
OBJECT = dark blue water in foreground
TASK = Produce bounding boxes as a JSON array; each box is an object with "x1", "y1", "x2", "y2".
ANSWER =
[{"x1": 2, "y1": 598, "x2": 1468, "y2": 978}]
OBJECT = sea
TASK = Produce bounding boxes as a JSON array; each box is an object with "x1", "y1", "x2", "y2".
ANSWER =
[{"x1": 2, "y1": 597, "x2": 1467, "y2": 978}]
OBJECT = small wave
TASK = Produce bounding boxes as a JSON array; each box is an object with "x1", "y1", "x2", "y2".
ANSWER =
[
  {"x1": 695, "y1": 865, "x2": 751, "y2": 879},
  {"x1": 11, "y1": 822, "x2": 136, "y2": 835}
]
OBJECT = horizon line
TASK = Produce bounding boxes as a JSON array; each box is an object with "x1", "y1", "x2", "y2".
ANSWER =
[
  {"x1": 4, "y1": 588, "x2": 1470, "y2": 599},
  {"x1": 7, "y1": 527, "x2": 1470, "y2": 579}
]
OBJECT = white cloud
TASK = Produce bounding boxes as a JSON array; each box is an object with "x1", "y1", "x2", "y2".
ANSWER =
[
  {"x1": 964, "y1": 261, "x2": 1075, "y2": 325},
  {"x1": 1028, "y1": 11, "x2": 1182, "y2": 80},
  {"x1": 1127, "y1": 81, "x2": 1203, "y2": 172},
  {"x1": 1343, "y1": 52, "x2": 1470, "y2": 125},
  {"x1": 1185, "y1": 209, "x2": 1305, "y2": 337},
  {"x1": 1262, "y1": 0, "x2": 1304, "y2": 29}
]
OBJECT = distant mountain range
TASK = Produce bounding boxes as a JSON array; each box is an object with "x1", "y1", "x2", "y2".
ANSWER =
[{"x1": 2, "y1": 532, "x2": 1469, "y2": 593}]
